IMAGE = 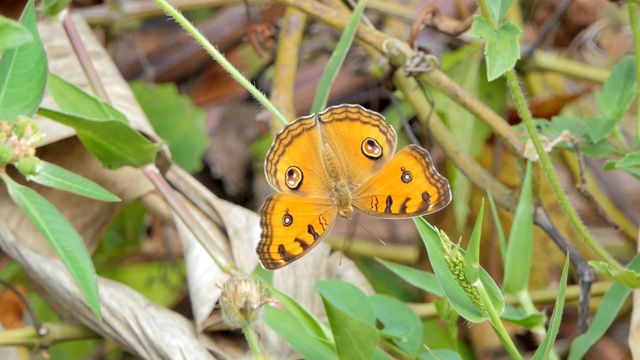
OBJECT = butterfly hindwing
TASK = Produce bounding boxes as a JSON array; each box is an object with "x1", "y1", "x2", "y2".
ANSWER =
[
  {"x1": 257, "y1": 193, "x2": 338, "y2": 270},
  {"x1": 318, "y1": 104, "x2": 398, "y2": 186},
  {"x1": 353, "y1": 145, "x2": 451, "y2": 218}
]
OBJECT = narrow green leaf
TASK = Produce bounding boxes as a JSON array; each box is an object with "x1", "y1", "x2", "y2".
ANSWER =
[
  {"x1": 47, "y1": 73, "x2": 127, "y2": 122},
  {"x1": 471, "y1": 17, "x2": 521, "y2": 81},
  {"x1": 263, "y1": 306, "x2": 337, "y2": 360},
  {"x1": 418, "y1": 348, "x2": 464, "y2": 360},
  {"x1": 28, "y1": 161, "x2": 120, "y2": 202},
  {"x1": 486, "y1": 0, "x2": 515, "y2": 25},
  {"x1": 2, "y1": 175, "x2": 101, "y2": 317},
  {"x1": 503, "y1": 161, "x2": 533, "y2": 295},
  {"x1": 322, "y1": 294, "x2": 379, "y2": 360},
  {"x1": 0, "y1": 0, "x2": 48, "y2": 120},
  {"x1": 568, "y1": 255, "x2": 640, "y2": 360},
  {"x1": 37, "y1": 108, "x2": 161, "y2": 169},
  {"x1": 314, "y1": 279, "x2": 376, "y2": 325},
  {"x1": 532, "y1": 252, "x2": 570, "y2": 360},
  {"x1": 376, "y1": 258, "x2": 444, "y2": 297},
  {"x1": 268, "y1": 286, "x2": 332, "y2": 342},
  {"x1": 589, "y1": 261, "x2": 640, "y2": 288},
  {"x1": 465, "y1": 200, "x2": 484, "y2": 283},
  {"x1": 43, "y1": 0, "x2": 70, "y2": 17},
  {"x1": 370, "y1": 294, "x2": 423, "y2": 354},
  {"x1": 487, "y1": 192, "x2": 507, "y2": 258},
  {"x1": 596, "y1": 55, "x2": 637, "y2": 120},
  {"x1": 310, "y1": 0, "x2": 367, "y2": 113},
  {"x1": 0, "y1": 15, "x2": 33, "y2": 52}
]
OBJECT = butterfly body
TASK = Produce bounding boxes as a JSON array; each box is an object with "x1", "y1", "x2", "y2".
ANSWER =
[{"x1": 257, "y1": 104, "x2": 451, "y2": 270}]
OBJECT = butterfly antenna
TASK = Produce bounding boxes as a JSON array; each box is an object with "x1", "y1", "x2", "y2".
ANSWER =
[{"x1": 351, "y1": 216, "x2": 387, "y2": 246}]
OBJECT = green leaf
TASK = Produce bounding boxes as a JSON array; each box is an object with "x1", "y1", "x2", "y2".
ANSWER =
[
  {"x1": 130, "y1": 81, "x2": 208, "y2": 172},
  {"x1": 2, "y1": 175, "x2": 101, "y2": 317},
  {"x1": 263, "y1": 306, "x2": 337, "y2": 360},
  {"x1": 321, "y1": 293, "x2": 379, "y2": 360},
  {"x1": 500, "y1": 304, "x2": 546, "y2": 328},
  {"x1": 268, "y1": 286, "x2": 333, "y2": 342},
  {"x1": 0, "y1": 15, "x2": 33, "y2": 52},
  {"x1": 314, "y1": 279, "x2": 376, "y2": 325},
  {"x1": 376, "y1": 258, "x2": 444, "y2": 297},
  {"x1": 548, "y1": 116, "x2": 587, "y2": 139},
  {"x1": 370, "y1": 294, "x2": 423, "y2": 354},
  {"x1": 585, "y1": 115, "x2": 618, "y2": 143},
  {"x1": 0, "y1": 0, "x2": 48, "y2": 120},
  {"x1": 47, "y1": 72, "x2": 127, "y2": 122},
  {"x1": 310, "y1": 0, "x2": 367, "y2": 113},
  {"x1": 465, "y1": 200, "x2": 484, "y2": 283},
  {"x1": 503, "y1": 161, "x2": 533, "y2": 295},
  {"x1": 596, "y1": 55, "x2": 637, "y2": 120},
  {"x1": 589, "y1": 261, "x2": 640, "y2": 288},
  {"x1": 581, "y1": 140, "x2": 621, "y2": 159},
  {"x1": 471, "y1": 16, "x2": 521, "y2": 81},
  {"x1": 487, "y1": 192, "x2": 507, "y2": 258},
  {"x1": 532, "y1": 252, "x2": 570, "y2": 360},
  {"x1": 612, "y1": 151, "x2": 640, "y2": 179},
  {"x1": 43, "y1": 0, "x2": 70, "y2": 17},
  {"x1": 38, "y1": 108, "x2": 161, "y2": 169},
  {"x1": 418, "y1": 349, "x2": 464, "y2": 360},
  {"x1": 568, "y1": 255, "x2": 640, "y2": 360},
  {"x1": 29, "y1": 161, "x2": 120, "y2": 202},
  {"x1": 485, "y1": 0, "x2": 514, "y2": 25}
]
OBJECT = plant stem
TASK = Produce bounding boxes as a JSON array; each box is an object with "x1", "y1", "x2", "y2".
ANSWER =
[
  {"x1": 243, "y1": 324, "x2": 263, "y2": 360},
  {"x1": 475, "y1": 280, "x2": 522, "y2": 360},
  {"x1": 516, "y1": 291, "x2": 559, "y2": 360},
  {"x1": 152, "y1": 0, "x2": 288, "y2": 126},
  {"x1": 506, "y1": 70, "x2": 624, "y2": 272},
  {"x1": 629, "y1": 2, "x2": 640, "y2": 144}
]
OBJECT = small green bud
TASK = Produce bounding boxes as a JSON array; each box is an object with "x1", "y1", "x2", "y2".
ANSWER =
[
  {"x1": 17, "y1": 156, "x2": 42, "y2": 176},
  {"x1": 0, "y1": 144, "x2": 12, "y2": 165}
]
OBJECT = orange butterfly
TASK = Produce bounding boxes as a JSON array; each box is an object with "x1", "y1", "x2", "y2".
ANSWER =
[{"x1": 257, "y1": 104, "x2": 451, "y2": 270}]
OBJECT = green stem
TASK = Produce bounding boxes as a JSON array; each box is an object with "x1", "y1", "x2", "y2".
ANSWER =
[
  {"x1": 629, "y1": 3, "x2": 640, "y2": 144},
  {"x1": 243, "y1": 324, "x2": 264, "y2": 360},
  {"x1": 475, "y1": 280, "x2": 522, "y2": 360},
  {"x1": 152, "y1": 0, "x2": 288, "y2": 126},
  {"x1": 506, "y1": 70, "x2": 624, "y2": 272}
]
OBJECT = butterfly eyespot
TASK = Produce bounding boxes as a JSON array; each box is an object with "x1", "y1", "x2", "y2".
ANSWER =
[
  {"x1": 400, "y1": 167, "x2": 413, "y2": 183},
  {"x1": 361, "y1": 138, "x2": 382, "y2": 159},
  {"x1": 422, "y1": 191, "x2": 431, "y2": 202},
  {"x1": 285, "y1": 166, "x2": 303, "y2": 189},
  {"x1": 282, "y1": 214, "x2": 293, "y2": 226}
]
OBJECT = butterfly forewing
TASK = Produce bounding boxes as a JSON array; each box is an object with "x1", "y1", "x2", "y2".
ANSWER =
[
  {"x1": 353, "y1": 145, "x2": 451, "y2": 218},
  {"x1": 258, "y1": 193, "x2": 338, "y2": 270},
  {"x1": 318, "y1": 104, "x2": 397, "y2": 186},
  {"x1": 264, "y1": 114, "x2": 332, "y2": 198}
]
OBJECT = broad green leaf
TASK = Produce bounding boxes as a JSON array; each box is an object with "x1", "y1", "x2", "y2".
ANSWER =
[
  {"x1": 130, "y1": 81, "x2": 208, "y2": 172},
  {"x1": 548, "y1": 116, "x2": 587, "y2": 139},
  {"x1": 314, "y1": 279, "x2": 376, "y2": 325},
  {"x1": 568, "y1": 255, "x2": 640, "y2": 360},
  {"x1": 581, "y1": 139, "x2": 621, "y2": 159},
  {"x1": 47, "y1": 73, "x2": 127, "y2": 122},
  {"x1": 263, "y1": 306, "x2": 337, "y2": 360},
  {"x1": 38, "y1": 108, "x2": 161, "y2": 169},
  {"x1": 532, "y1": 253, "x2": 570, "y2": 360},
  {"x1": 43, "y1": 0, "x2": 70, "y2": 17},
  {"x1": 585, "y1": 115, "x2": 618, "y2": 143},
  {"x1": 30, "y1": 161, "x2": 120, "y2": 202},
  {"x1": 322, "y1": 294, "x2": 379, "y2": 360},
  {"x1": 3, "y1": 175, "x2": 101, "y2": 317},
  {"x1": 595, "y1": 55, "x2": 637, "y2": 120},
  {"x1": 0, "y1": 0, "x2": 47, "y2": 120},
  {"x1": 471, "y1": 16, "x2": 521, "y2": 81},
  {"x1": 268, "y1": 286, "x2": 332, "y2": 342},
  {"x1": 500, "y1": 304, "x2": 545, "y2": 328},
  {"x1": 503, "y1": 161, "x2": 533, "y2": 295},
  {"x1": 589, "y1": 261, "x2": 640, "y2": 288},
  {"x1": 418, "y1": 349, "x2": 464, "y2": 360},
  {"x1": 414, "y1": 218, "x2": 504, "y2": 322},
  {"x1": 486, "y1": 0, "x2": 515, "y2": 25},
  {"x1": 377, "y1": 258, "x2": 444, "y2": 297},
  {"x1": 0, "y1": 15, "x2": 33, "y2": 52},
  {"x1": 310, "y1": 0, "x2": 367, "y2": 113},
  {"x1": 465, "y1": 200, "x2": 484, "y2": 283},
  {"x1": 613, "y1": 151, "x2": 640, "y2": 179},
  {"x1": 370, "y1": 294, "x2": 423, "y2": 354}
]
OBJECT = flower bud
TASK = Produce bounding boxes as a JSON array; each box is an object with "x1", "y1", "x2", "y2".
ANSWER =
[
  {"x1": 0, "y1": 144, "x2": 12, "y2": 165},
  {"x1": 17, "y1": 156, "x2": 42, "y2": 176}
]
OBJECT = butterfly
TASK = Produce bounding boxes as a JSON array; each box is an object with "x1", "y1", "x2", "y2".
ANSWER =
[{"x1": 257, "y1": 104, "x2": 451, "y2": 270}]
